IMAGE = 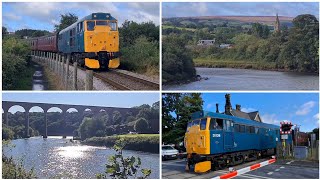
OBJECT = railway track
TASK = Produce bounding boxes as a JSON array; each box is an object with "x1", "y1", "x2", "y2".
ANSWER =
[{"x1": 79, "y1": 67, "x2": 159, "y2": 90}]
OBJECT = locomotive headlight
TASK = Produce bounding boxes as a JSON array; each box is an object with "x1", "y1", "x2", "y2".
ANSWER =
[{"x1": 94, "y1": 15, "x2": 97, "y2": 18}]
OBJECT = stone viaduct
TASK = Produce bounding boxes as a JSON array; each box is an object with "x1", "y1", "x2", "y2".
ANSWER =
[{"x1": 2, "y1": 101, "x2": 139, "y2": 138}]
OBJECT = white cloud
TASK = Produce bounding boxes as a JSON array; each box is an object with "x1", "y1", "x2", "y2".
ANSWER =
[
  {"x1": 241, "y1": 107, "x2": 257, "y2": 113},
  {"x1": 261, "y1": 113, "x2": 284, "y2": 125},
  {"x1": 295, "y1": 101, "x2": 316, "y2": 115},
  {"x1": 3, "y1": 2, "x2": 159, "y2": 31},
  {"x1": 206, "y1": 103, "x2": 213, "y2": 109},
  {"x1": 3, "y1": 13, "x2": 22, "y2": 21}
]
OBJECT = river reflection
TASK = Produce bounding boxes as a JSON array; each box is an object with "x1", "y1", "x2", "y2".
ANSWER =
[{"x1": 3, "y1": 136, "x2": 159, "y2": 179}]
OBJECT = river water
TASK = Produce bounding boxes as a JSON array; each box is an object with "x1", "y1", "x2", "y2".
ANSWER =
[
  {"x1": 32, "y1": 64, "x2": 47, "y2": 90},
  {"x1": 3, "y1": 136, "x2": 159, "y2": 179},
  {"x1": 164, "y1": 68, "x2": 319, "y2": 90}
]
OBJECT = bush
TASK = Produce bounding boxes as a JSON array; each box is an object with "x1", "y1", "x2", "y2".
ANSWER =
[
  {"x1": 120, "y1": 36, "x2": 159, "y2": 75},
  {"x1": 2, "y1": 126, "x2": 14, "y2": 140},
  {"x1": 2, "y1": 156, "x2": 36, "y2": 179},
  {"x1": 2, "y1": 37, "x2": 31, "y2": 90}
]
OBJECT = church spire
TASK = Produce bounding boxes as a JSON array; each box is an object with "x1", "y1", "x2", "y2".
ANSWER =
[{"x1": 274, "y1": 13, "x2": 280, "y2": 33}]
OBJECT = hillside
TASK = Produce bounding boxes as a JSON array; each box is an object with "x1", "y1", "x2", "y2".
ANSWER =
[{"x1": 163, "y1": 15, "x2": 294, "y2": 27}]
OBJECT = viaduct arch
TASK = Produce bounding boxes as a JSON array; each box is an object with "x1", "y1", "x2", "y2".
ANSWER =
[{"x1": 2, "y1": 101, "x2": 139, "y2": 138}]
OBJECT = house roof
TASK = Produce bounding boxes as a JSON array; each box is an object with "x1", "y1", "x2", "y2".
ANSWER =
[{"x1": 227, "y1": 109, "x2": 261, "y2": 122}]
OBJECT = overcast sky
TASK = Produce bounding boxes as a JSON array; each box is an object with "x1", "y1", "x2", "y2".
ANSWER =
[
  {"x1": 163, "y1": 2, "x2": 319, "y2": 18},
  {"x1": 3, "y1": 2, "x2": 160, "y2": 32}
]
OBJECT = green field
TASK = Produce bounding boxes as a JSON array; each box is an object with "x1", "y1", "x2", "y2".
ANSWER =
[
  {"x1": 194, "y1": 58, "x2": 278, "y2": 70},
  {"x1": 82, "y1": 134, "x2": 159, "y2": 153},
  {"x1": 162, "y1": 25, "x2": 196, "y2": 32}
]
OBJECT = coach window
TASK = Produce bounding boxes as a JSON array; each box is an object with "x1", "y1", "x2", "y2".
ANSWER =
[
  {"x1": 87, "y1": 21, "x2": 95, "y2": 31},
  {"x1": 200, "y1": 118, "x2": 207, "y2": 130},
  {"x1": 255, "y1": 127, "x2": 259, "y2": 134},
  {"x1": 239, "y1": 125, "x2": 245, "y2": 133},
  {"x1": 249, "y1": 126, "x2": 255, "y2": 133},
  {"x1": 234, "y1": 124, "x2": 240, "y2": 132},
  {"x1": 245, "y1": 126, "x2": 251, "y2": 133},
  {"x1": 78, "y1": 22, "x2": 83, "y2": 32}
]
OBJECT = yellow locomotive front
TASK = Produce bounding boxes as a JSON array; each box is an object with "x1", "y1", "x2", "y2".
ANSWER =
[
  {"x1": 185, "y1": 117, "x2": 212, "y2": 173},
  {"x1": 83, "y1": 13, "x2": 120, "y2": 69}
]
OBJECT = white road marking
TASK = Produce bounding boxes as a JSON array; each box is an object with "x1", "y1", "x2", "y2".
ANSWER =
[
  {"x1": 275, "y1": 169, "x2": 280, "y2": 171},
  {"x1": 239, "y1": 173, "x2": 269, "y2": 179},
  {"x1": 267, "y1": 172, "x2": 273, "y2": 175},
  {"x1": 286, "y1": 160, "x2": 294, "y2": 164},
  {"x1": 280, "y1": 166, "x2": 285, "y2": 169}
]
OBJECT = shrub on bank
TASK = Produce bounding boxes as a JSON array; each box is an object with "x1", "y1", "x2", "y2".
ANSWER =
[{"x1": 82, "y1": 134, "x2": 159, "y2": 153}]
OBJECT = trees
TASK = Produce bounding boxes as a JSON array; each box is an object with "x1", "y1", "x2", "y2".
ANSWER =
[
  {"x1": 78, "y1": 117, "x2": 106, "y2": 140},
  {"x1": 54, "y1": 13, "x2": 78, "y2": 32},
  {"x1": 112, "y1": 111, "x2": 122, "y2": 124},
  {"x1": 2, "y1": 26, "x2": 8, "y2": 37},
  {"x1": 134, "y1": 118, "x2": 149, "y2": 133},
  {"x1": 162, "y1": 34, "x2": 196, "y2": 83},
  {"x1": 162, "y1": 93, "x2": 203, "y2": 143}
]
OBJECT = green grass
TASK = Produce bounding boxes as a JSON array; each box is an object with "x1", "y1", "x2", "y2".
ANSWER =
[
  {"x1": 162, "y1": 25, "x2": 197, "y2": 32},
  {"x1": 194, "y1": 57, "x2": 278, "y2": 70},
  {"x1": 82, "y1": 134, "x2": 159, "y2": 153}
]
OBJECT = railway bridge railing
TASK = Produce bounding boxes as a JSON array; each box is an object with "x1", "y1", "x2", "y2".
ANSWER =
[{"x1": 31, "y1": 51, "x2": 93, "y2": 90}]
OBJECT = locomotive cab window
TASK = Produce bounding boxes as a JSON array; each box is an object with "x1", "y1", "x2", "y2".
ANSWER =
[
  {"x1": 192, "y1": 120, "x2": 200, "y2": 126},
  {"x1": 96, "y1": 21, "x2": 108, "y2": 26},
  {"x1": 87, "y1": 21, "x2": 95, "y2": 31},
  {"x1": 209, "y1": 118, "x2": 223, "y2": 130},
  {"x1": 225, "y1": 120, "x2": 232, "y2": 131},
  {"x1": 110, "y1": 21, "x2": 117, "y2": 31},
  {"x1": 200, "y1": 118, "x2": 207, "y2": 130}
]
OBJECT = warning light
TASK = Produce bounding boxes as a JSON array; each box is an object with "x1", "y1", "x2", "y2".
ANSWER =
[{"x1": 280, "y1": 121, "x2": 293, "y2": 134}]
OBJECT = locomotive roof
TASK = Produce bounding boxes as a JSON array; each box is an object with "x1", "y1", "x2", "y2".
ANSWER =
[
  {"x1": 191, "y1": 111, "x2": 279, "y2": 129},
  {"x1": 59, "y1": 12, "x2": 117, "y2": 34}
]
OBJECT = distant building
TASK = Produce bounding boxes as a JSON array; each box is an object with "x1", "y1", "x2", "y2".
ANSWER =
[
  {"x1": 197, "y1": 39, "x2": 215, "y2": 46},
  {"x1": 219, "y1": 43, "x2": 233, "y2": 49},
  {"x1": 274, "y1": 13, "x2": 280, "y2": 33},
  {"x1": 223, "y1": 94, "x2": 262, "y2": 122}
]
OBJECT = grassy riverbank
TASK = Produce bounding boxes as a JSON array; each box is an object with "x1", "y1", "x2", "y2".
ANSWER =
[
  {"x1": 82, "y1": 134, "x2": 159, "y2": 153},
  {"x1": 194, "y1": 58, "x2": 279, "y2": 70}
]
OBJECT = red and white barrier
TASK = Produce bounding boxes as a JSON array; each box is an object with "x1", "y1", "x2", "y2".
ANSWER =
[{"x1": 212, "y1": 157, "x2": 276, "y2": 179}]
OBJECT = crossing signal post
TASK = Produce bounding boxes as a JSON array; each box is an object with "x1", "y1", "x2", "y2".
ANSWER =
[{"x1": 280, "y1": 121, "x2": 293, "y2": 157}]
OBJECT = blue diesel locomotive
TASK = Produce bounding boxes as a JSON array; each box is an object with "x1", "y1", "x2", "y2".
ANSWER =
[{"x1": 185, "y1": 95, "x2": 281, "y2": 173}]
